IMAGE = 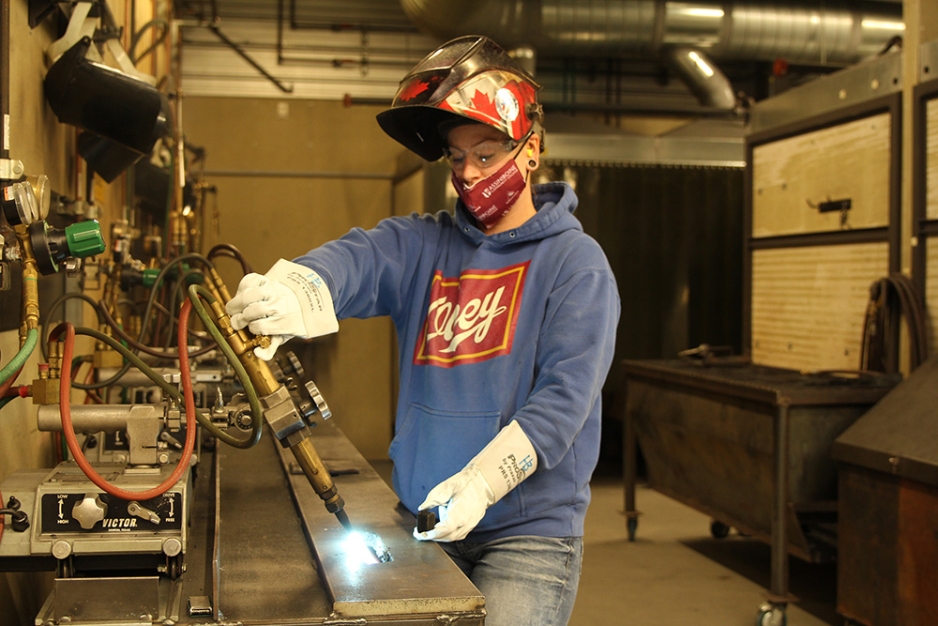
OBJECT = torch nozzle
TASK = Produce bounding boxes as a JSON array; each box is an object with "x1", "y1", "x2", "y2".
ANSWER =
[{"x1": 335, "y1": 508, "x2": 352, "y2": 532}]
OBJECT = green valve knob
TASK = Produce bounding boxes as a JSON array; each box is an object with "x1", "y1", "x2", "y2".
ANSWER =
[
  {"x1": 27, "y1": 219, "x2": 107, "y2": 275},
  {"x1": 65, "y1": 220, "x2": 106, "y2": 258},
  {"x1": 141, "y1": 268, "x2": 161, "y2": 289}
]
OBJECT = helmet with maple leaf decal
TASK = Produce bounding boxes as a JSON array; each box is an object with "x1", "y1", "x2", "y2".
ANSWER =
[{"x1": 376, "y1": 35, "x2": 543, "y2": 162}]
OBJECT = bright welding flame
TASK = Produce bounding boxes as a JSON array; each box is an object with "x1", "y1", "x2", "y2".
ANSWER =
[{"x1": 342, "y1": 531, "x2": 381, "y2": 567}]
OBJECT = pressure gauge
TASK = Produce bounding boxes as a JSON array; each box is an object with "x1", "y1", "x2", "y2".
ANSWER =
[
  {"x1": 2, "y1": 181, "x2": 40, "y2": 225},
  {"x1": 0, "y1": 175, "x2": 51, "y2": 225},
  {"x1": 28, "y1": 175, "x2": 51, "y2": 221}
]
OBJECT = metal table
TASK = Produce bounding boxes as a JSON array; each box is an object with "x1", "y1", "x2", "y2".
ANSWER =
[
  {"x1": 20, "y1": 421, "x2": 484, "y2": 625},
  {"x1": 622, "y1": 358, "x2": 896, "y2": 620}
]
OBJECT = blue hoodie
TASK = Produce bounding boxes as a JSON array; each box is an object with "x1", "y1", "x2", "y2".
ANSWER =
[{"x1": 294, "y1": 182, "x2": 620, "y2": 541}]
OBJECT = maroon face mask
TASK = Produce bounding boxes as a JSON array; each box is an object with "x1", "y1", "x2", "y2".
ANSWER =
[{"x1": 450, "y1": 157, "x2": 527, "y2": 230}]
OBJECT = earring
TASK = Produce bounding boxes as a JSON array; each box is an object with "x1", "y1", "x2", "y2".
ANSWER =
[{"x1": 528, "y1": 159, "x2": 538, "y2": 168}]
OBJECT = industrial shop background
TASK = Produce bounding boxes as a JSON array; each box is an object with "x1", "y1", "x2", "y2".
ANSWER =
[{"x1": 1, "y1": 1, "x2": 937, "y2": 626}]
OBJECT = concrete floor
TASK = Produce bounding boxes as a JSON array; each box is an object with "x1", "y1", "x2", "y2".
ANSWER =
[{"x1": 570, "y1": 477, "x2": 839, "y2": 626}]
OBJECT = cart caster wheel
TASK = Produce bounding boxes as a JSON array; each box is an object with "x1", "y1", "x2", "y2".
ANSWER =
[
  {"x1": 627, "y1": 517, "x2": 638, "y2": 541},
  {"x1": 710, "y1": 519, "x2": 730, "y2": 539},
  {"x1": 756, "y1": 603, "x2": 787, "y2": 626}
]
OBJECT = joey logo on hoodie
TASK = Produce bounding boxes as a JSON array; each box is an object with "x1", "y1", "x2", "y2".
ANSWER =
[{"x1": 414, "y1": 261, "x2": 529, "y2": 367}]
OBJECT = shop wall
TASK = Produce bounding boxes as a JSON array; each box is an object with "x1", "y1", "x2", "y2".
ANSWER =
[{"x1": 182, "y1": 96, "x2": 405, "y2": 460}]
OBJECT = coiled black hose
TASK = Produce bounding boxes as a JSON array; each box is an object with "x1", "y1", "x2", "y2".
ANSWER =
[{"x1": 860, "y1": 273, "x2": 929, "y2": 373}]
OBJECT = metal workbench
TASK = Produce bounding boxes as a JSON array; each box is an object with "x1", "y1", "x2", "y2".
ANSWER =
[
  {"x1": 622, "y1": 358, "x2": 896, "y2": 619},
  {"x1": 23, "y1": 421, "x2": 484, "y2": 625}
]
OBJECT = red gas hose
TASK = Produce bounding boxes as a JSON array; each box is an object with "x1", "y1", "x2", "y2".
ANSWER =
[
  {"x1": 55, "y1": 301, "x2": 198, "y2": 500},
  {"x1": 0, "y1": 366, "x2": 23, "y2": 399}
]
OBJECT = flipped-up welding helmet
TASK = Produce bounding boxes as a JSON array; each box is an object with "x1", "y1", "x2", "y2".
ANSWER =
[
  {"x1": 44, "y1": 36, "x2": 170, "y2": 159},
  {"x1": 376, "y1": 35, "x2": 543, "y2": 162}
]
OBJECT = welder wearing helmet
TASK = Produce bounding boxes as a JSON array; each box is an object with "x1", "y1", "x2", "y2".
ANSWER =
[{"x1": 226, "y1": 35, "x2": 620, "y2": 626}]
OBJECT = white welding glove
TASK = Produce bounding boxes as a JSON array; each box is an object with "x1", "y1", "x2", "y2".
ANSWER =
[
  {"x1": 414, "y1": 421, "x2": 538, "y2": 542},
  {"x1": 225, "y1": 259, "x2": 339, "y2": 360}
]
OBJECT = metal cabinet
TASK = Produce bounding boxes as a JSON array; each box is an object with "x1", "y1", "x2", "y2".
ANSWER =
[{"x1": 833, "y1": 356, "x2": 938, "y2": 626}]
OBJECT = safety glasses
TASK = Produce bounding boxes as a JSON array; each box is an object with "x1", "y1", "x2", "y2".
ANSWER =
[{"x1": 443, "y1": 138, "x2": 521, "y2": 171}]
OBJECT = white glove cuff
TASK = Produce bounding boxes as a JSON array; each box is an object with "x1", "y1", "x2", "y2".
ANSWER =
[
  {"x1": 472, "y1": 420, "x2": 538, "y2": 504},
  {"x1": 266, "y1": 259, "x2": 339, "y2": 338}
]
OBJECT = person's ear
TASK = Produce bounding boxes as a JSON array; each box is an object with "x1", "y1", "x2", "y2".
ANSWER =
[{"x1": 525, "y1": 136, "x2": 539, "y2": 169}]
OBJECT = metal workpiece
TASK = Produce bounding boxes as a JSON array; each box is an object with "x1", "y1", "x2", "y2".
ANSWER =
[
  {"x1": 214, "y1": 424, "x2": 484, "y2": 625},
  {"x1": 276, "y1": 423, "x2": 485, "y2": 622}
]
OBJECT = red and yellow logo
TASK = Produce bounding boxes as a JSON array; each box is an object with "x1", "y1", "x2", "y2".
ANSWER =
[{"x1": 413, "y1": 262, "x2": 529, "y2": 367}]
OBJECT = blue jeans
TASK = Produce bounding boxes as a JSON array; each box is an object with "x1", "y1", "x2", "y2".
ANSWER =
[{"x1": 439, "y1": 535, "x2": 583, "y2": 626}]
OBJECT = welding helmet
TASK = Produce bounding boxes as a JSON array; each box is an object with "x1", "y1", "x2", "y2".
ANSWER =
[
  {"x1": 376, "y1": 35, "x2": 543, "y2": 161},
  {"x1": 44, "y1": 36, "x2": 171, "y2": 157}
]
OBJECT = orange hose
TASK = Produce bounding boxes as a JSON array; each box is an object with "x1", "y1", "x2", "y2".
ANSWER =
[{"x1": 55, "y1": 310, "x2": 197, "y2": 500}]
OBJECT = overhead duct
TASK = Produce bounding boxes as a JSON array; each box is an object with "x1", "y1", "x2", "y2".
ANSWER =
[
  {"x1": 400, "y1": 0, "x2": 904, "y2": 66},
  {"x1": 664, "y1": 47, "x2": 736, "y2": 109},
  {"x1": 402, "y1": 1, "x2": 902, "y2": 111}
]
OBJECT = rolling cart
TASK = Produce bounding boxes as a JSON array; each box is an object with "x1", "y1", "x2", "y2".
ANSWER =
[{"x1": 622, "y1": 358, "x2": 896, "y2": 625}]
